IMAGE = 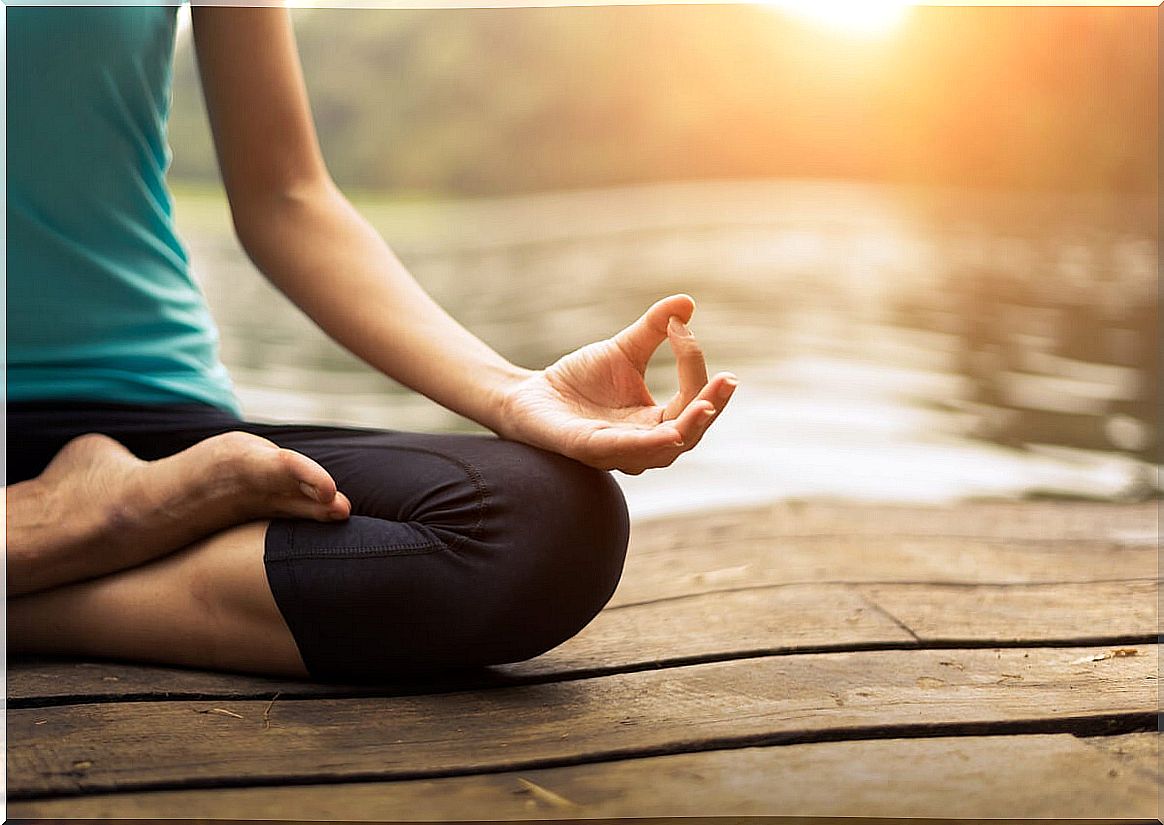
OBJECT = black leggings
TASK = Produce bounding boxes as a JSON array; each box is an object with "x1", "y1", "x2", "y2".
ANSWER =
[{"x1": 7, "y1": 401, "x2": 631, "y2": 682}]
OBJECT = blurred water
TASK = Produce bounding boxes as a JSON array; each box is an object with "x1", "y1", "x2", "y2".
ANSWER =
[{"x1": 175, "y1": 178, "x2": 1158, "y2": 518}]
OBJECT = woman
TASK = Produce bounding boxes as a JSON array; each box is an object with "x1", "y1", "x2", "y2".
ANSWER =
[{"x1": 7, "y1": 6, "x2": 737, "y2": 682}]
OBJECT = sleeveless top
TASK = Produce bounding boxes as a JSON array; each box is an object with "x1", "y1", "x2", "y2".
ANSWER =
[{"x1": 8, "y1": 5, "x2": 241, "y2": 415}]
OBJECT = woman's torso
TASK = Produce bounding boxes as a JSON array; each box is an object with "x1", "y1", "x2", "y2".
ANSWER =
[{"x1": 8, "y1": 6, "x2": 240, "y2": 414}]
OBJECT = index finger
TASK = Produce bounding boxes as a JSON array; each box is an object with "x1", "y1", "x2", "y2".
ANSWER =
[
  {"x1": 663, "y1": 315, "x2": 709, "y2": 420},
  {"x1": 610, "y1": 294, "x2": 696, "y2": 372}
]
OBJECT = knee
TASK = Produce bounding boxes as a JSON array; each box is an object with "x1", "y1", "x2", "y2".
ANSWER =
[{"x1": 465, "y1": 444, "x2": 631, "y2": 666}]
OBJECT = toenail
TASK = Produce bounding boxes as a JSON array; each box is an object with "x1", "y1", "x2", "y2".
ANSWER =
[{"x1": 299, "y1": 482, "x2": 321, "y2": 502}]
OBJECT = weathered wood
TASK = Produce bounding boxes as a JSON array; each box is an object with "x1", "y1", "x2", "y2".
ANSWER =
[
  {"x1": 629, "y1": 500, "x2": 1157, "y2": 546},
  {"x1": 12, "y1": 579, "x2": 1157, "y2": 704},
  {"x1": 6, "y1": 584, "x2": 907, "y2": 703},
  {"x1": 6, "y1": 659, "x2": 321, "y2": 705},
  {"x1": 858, "y1": 579, "x2": 1159, "y2": 643},
  {"x1": 5, "y1": 503, "x2": 1157, "y2": 822},
  {"x1": 6, "y1": 733, "x2": 1158, "y2": 820},
  {"x1": 9, "y1": 645, "x2": 1156, "y2": 798},
  {"x1": 612, "y1": 535, "x2": 1156, "y2": 607},
  {"x1": 1081, "y1": 731, "x2": 1162, "y2": 785},
  {"x1": 612, "y1": 502, "x2": 1156, "y2": 605}
]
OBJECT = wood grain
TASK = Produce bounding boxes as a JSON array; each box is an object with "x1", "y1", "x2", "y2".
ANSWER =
[
  {"x1": 7, "y1": 583, "x2": 907, "y2": 703},
  {"x1": 12, "y1": 578, "x2": 1157, "y2": 703},
  {"x1": 630, "y1": 500, "x2": 1157, "y2": 545},
  {"x1": 9, "y1": 645, "x2": 1156, "y2": 798},
  {"x1": 612, "y1": 534, "x2": 1156, "y2": 607},
  {"x1": 1080, "y1": 731, "x2": 1162, "y2": 785},
  {"x1": 7, "y1": 733, "x2": 1157, "y2": 820},
  {"x1": 858, "y1": 579, "x2": 1158, "y2": 643}
]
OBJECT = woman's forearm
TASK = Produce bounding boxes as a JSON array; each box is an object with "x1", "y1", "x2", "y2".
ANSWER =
[{"x1": 231, "y1": 180, "x2": 532, "y2": 434}]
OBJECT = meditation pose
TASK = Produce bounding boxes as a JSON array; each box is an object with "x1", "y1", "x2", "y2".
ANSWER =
[{"x1": 7, "y1": 6, "x2": 736, "y2": 681}]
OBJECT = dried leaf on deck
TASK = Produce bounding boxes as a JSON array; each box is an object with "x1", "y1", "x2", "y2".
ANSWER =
[
  {"x1": 515, "y1": 777, "x2": 579, "y2": 809},
  {"x1": 1069, "y1": 648, "x2": 1140, "y2": 665},
  {"x1": 194, "y1": 707, "x2": 245, "y2": 720},
  {"x1": 262, "y1": 692, "x2": 281, "y2": 730}
]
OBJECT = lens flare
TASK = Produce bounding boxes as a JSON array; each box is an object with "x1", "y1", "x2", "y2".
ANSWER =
[{"x1": 766, "y1": 0, "x2": 911, "y2": 38}]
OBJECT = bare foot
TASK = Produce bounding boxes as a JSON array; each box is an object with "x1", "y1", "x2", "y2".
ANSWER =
[{"x1": 7, "y1": 432, "x2": 352, "y2": 596}]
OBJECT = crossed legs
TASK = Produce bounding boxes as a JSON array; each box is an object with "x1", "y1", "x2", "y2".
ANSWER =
[
  {"x1": 7, "y1": 431, "x2": 351, "y2": 597},
  {"x1": 9, "y1": 520, "x2": 312, "y2": 677},
  {"x1": 7, "y1": 419, "x2": 631, "y2": 682}
]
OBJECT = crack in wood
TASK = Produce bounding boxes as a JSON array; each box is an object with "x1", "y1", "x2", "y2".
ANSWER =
[
  {"x1": 10, "y1": 635, "x2": 1159, "y2": 709},
  {"x1": 855, "y1": 591, "x2": 922, "y2": 643},
  {"x1": 607, "y1": 576, "x2": 1162, "y2": 612},
  {"x1": 9, "y1": 711, "x2": 1156, "y2": 802}
]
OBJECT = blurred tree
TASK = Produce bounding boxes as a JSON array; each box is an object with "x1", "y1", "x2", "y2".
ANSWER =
[{"x1": 167, "y1": 5, "x2": 1155, "y2": 196}]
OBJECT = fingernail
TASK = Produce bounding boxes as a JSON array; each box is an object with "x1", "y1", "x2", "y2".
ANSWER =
[
  {"x1": 723, "y1": 374, "x2": 739, "y2": 387},
  {"x1": 299, "y1": 482, "x2": 321, "y2": 502},
  {"x1": 672, "y1": 437, "x2": 686, "y2": 447},
  {"x1": 668, "y1": 316, "x2": 692, "y2": 337},
  {"x1": 702, "y1": 407, "x2": 717, "y2": 418}
]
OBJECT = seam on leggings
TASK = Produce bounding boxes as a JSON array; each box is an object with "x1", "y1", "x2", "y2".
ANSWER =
[
  {"x1": 268, "y1": 520, "x2": 446, "y2": 562},
  {"x1": 266, "y1": 537, "x2": 331, "y2": 683},
  {"x1": 300, "y1": 440, "x2": 492, "y2": 552},
  {"x1": 268, "y1": 545, "x2": 444, "y2": 561}
]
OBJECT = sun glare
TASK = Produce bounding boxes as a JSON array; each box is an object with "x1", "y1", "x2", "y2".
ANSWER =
[{"x1": 766, "y1": 0, "x2": 910, "y2": 38}]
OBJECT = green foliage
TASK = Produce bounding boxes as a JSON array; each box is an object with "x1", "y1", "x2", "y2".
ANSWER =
[{"x1": 168, "y1": 5, "x2": 1155, "y2": 196}]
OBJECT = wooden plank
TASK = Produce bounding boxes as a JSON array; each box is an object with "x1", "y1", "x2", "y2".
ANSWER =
[
  {"x1": 6, "y1": 659, "x2": 319, "y2": 705},
  {"x1": 6, "y1": 732, "x2": 1157, "y2": 820},
  {"x1": 613, "y1": 501, "x2": 1157, "y2": 606},
  {"x1": 506, "y1": 583, "x2": 904, "y2": 675},
  {"x1": 612, "y1": 534, "x2": 1156, "y2": 607},
  {"x1": 12, "y1": 579, "x2": 1157, "y2": 704},
  {"x1": 498, "y1": 582, "x2": 1158, "y2": 679},
  {"x1": 8, "y1": 645, "x2": 1156, "y2": 798},
  {"x1": 629, "y1": 501, "x2": 1157, "y2": 546},
  {"x1": 858, "y1": 579, "x2": 1159, "y2": 643}
]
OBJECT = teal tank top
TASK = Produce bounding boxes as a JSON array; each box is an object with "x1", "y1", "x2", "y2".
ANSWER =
[{"x1": 7, "y1": 6, "x2": 241, "y2": 415}]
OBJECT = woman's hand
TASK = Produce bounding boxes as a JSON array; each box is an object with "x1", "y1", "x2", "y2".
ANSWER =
[{"x1": 497, "y1": 294, "x2": 738, "y2": 474}]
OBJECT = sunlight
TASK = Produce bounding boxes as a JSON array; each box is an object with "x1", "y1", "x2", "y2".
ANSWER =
[
  {"x1": 765, "y1": 0, "x2": 910, "y2": 38},
  {"x1": 176, "y1": 3, "x2": 191, "y2": 38}
]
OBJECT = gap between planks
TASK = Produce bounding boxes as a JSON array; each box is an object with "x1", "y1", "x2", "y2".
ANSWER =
[
  {"x1": 8, "y1": 733, "x2": 1160, "y2": 820},
  {"x1": 10, "y1": 577, "x2": 1158, "y2": 706},
  {"x1": 9, "y1": 633, "x2": 1159, "y2": 709},
  {"x1": 9, "y1": 645, "x2": 1158, "y2": 799},
  {"x1": 8, "y1": 713, "x2": 1157, "y2": 803}
]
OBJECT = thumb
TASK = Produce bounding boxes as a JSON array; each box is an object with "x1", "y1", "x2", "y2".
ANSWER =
[{"x1": 610, "y1": 294, "x2": 696, "y2": 372}]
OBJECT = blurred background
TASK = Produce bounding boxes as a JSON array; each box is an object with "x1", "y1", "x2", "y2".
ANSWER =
[{"x1": 167, "y1": 3, "x2": 1158, "y2": 518}]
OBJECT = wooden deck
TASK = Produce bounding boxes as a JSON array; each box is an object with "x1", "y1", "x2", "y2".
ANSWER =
[{"x1": 7, "y1": 500, "x2": 1160, "y2": 821}]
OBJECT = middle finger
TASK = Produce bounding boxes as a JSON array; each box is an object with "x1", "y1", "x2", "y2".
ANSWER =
[{"x1": 669, "y1": 372, "x2": 738, "y2": 450}]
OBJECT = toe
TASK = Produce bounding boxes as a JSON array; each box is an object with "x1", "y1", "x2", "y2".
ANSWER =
[
  {"x1": 277, "y1": 448, "x2": 338, "y2": 504},
  {"x1": 326, "y1": 491, "x2": 352, "y2": 521},
  {"x1": 273, "y1": 489, "x2": 352, "y2": 523}
]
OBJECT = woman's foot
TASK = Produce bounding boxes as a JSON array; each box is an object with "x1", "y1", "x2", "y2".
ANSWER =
[{"x1": 7, "y1": 432, "x2": 351, "y2": 596}]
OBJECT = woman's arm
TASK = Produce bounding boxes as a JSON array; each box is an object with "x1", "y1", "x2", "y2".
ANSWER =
[
  {"x1": 192, "y1": 7, "x2": 530, "y2": 432},
  {"x1": 192, "y1": 8, "x2": 737, "y2": 473}
]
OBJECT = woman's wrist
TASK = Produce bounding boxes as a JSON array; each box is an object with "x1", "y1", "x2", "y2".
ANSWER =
[{"x1": 477, "y1": 361, "x2": 538, "y2": 440}]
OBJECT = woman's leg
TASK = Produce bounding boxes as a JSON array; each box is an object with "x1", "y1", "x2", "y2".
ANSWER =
[
  {"x1": 8, "y1": 521, "x2": 310, "y2": 678},
  {"x1": 249, "y1": 426, "x2": 632, "y2": 680},
  {"x1": 6, "y1": 430, "x2": 351, "y2": 597},
  {"x1": 10, "y1": 426, "x2": 631, "y2": 681}
]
